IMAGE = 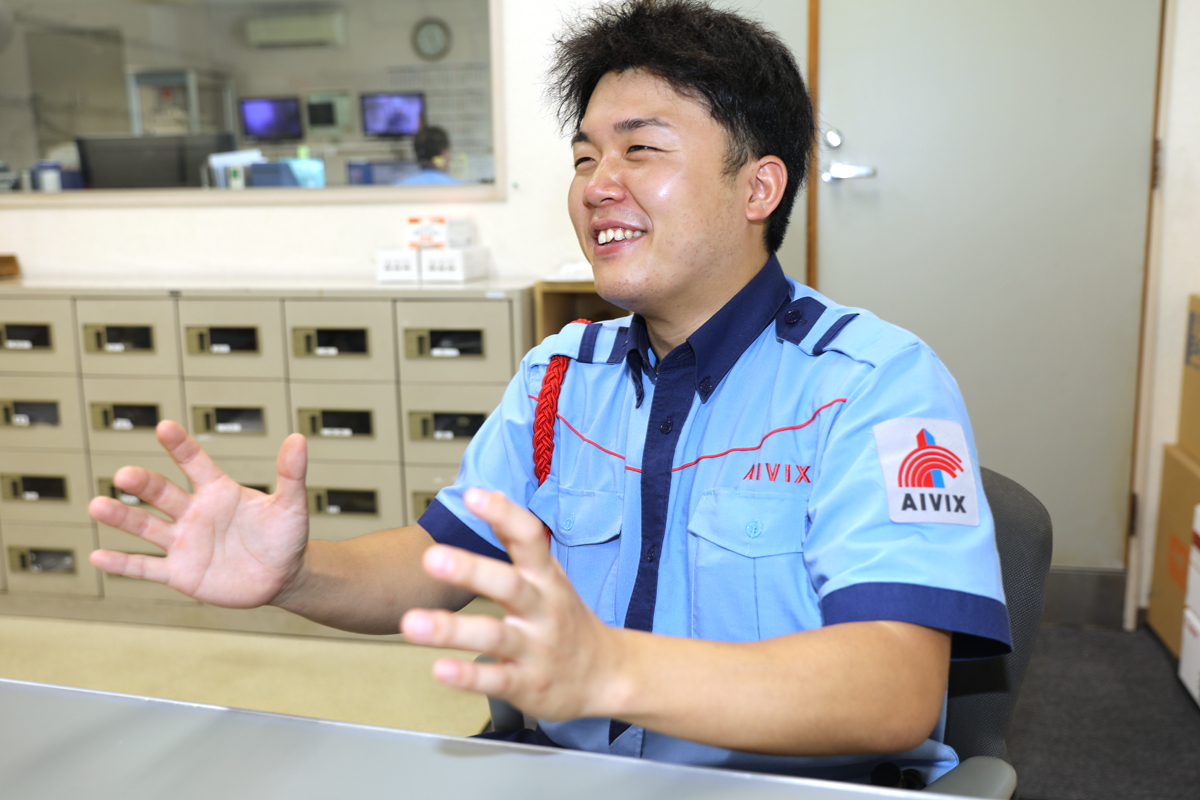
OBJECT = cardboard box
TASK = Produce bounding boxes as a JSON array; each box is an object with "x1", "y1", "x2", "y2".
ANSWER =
[
  {"x1": 1187, "y1": 507, "x2": 1200, "y2": 614},
  {"x1": 1179, "y1": 607, "x2": 1200, "y2": 706},
  {"x1": 1147, "y1": 444, "x2": 1200, "y2": 656},
  {"x1": 419, "y1": 247, "x2": 488, "y2": 283},
  {"x1": 1178, "y1": 295, "x2": 1200, "y2": 461},
  {"x1": 405, "y1": 217, "x2": 474, "y2": 250},
  {"x1": 375, "y1": 248, "x2": 420, "y2": 283}
]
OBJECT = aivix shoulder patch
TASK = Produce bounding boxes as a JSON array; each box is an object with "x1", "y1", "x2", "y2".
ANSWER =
[{"x1": 872, "y1": 417, "x2": 980, "y2": 526}]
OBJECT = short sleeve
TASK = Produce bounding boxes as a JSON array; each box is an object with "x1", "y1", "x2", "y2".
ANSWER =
[
  {"x1": 804, "y1": 342, "x2": 1012, "y2": 659},
  {"x1": 416, "y1": 357, "x2": 544, "y2": 563}
]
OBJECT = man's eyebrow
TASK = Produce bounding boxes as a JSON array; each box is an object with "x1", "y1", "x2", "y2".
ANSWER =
[
  {"x1": 571, "y1": 118, "x2": 672, "y2": 146},
  {"x1": 615, "y1": 117, "x2": 671, "y2": 133}
]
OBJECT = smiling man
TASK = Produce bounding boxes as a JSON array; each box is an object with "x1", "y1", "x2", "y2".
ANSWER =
[{"x1": 89, "y1": 0, "x2": 1010, "y2": 787}]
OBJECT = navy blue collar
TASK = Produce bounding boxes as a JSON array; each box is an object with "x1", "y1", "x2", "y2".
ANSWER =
[{"x1": 608, "y1": 255, "x2": 793, "y2": 403}]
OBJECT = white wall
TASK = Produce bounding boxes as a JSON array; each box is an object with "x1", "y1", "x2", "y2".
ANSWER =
[{"x1": 1134, "y1": 0, "x2": 1200, "y2": 609}]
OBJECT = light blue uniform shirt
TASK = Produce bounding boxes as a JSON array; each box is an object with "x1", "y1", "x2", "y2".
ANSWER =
[{"x1": 420, "y1": 256, "x2": 1010, "y2": 783}]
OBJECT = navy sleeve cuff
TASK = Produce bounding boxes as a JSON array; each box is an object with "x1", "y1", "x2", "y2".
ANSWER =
[
  {"x1": 418, "y1": 499, "x2": 511, "y2": 563},
  {"x1": 821, "y1": 582, "x2": 1013, "y2": 660}
]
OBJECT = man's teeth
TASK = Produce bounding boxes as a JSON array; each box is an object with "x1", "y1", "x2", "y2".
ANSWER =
[{"x1": 597, "y1": 228, "x2": 645, "y2": 245}]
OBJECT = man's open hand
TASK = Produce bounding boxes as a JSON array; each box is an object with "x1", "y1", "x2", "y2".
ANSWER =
[
  {"x1": 400, "y1": 488, "x2": 626, "y2": 721},
  {"x1": 88, "y1": 420, "x2": 311, "y2": 609}
]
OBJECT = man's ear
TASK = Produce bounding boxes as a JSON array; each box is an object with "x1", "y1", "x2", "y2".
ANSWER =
[{"x1": 746, "y1": 156, "x2": 787, "y2": 222}]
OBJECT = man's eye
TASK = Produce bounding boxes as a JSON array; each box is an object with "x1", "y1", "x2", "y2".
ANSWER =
[
  {"x1": 628, "y1": 145, "x2": 656, "y2": 154},
  {"x1": 574, "y1": 156, "x2": 594, "y2": 168}
]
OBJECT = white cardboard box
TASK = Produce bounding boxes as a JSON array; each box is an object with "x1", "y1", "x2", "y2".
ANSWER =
[
  {"x1": 375, "y1": 248, "x2": 420, "y2": 283},
  {"x1": 419, "y1": 247, "x2": 489, "y2": 283},
  {"x1": 1190, "y1": 504, "x2": 1200, "y2": 616},
  {"x1": 405, "y1": 217, "x2": 474, "y2": 250},
  {"x1": 1180, "y1": 606, "x2": 1200, "y2": 706}
]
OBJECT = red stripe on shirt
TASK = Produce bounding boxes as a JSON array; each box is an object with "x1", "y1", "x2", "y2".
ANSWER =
[{"x1": 527, "y1": 394, "x2": 847, "y2": 474}]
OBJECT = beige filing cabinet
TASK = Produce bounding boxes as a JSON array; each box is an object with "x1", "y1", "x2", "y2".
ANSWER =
[
  {"x1": 0, "y1": 375, "x2": 87, "y2": 451},
  {"x1": 290, "y1": 382, "x2": 401, "y2": 463},
  {"x1": 401, "y1": 383, "x2": 505, "y2": 466},
  {"x1": 178, "y1": 299, "x2": 286, "y2": 380},
  {"x1": 285, "y1": 300, "x2": 396, "y2": 383},
  {"x1": 396, "y1": 300, "x2": 515, "y2": 384},
  {"x1": 184, "y1": 379, "x2": 290, "y2": 459},
  {"x1": 0, "y1": 297, "x2": 78, "y2": 374},
  {"x1": 404, "y1": 464, "x2": 462, "y2": 526},
  {"x1": 76, "y1": 299, "x2": 180, "y2": 377},
  {"x1": 0, "y1": 521, "x2": 100, "y2": 596},
  {"x1": 83, "y1": 377, "x2": 184, "y2": 454},
  {"x1": 0, "y1": 279, "x2": 532, "y2": 638},
  {"x1": 0, "y1": 451, "x2": 91, "y2": 525}
]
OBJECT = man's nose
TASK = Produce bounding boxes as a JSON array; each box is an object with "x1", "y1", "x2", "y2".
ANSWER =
[{"x1": 583, "y1": 159, "x2": 626, "y2": 206}]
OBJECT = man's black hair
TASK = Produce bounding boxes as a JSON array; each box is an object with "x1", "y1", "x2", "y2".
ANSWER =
[
  {"x1": 549, "y1": 0, "x2": 816, "y2": 253},
  {"x1": 414, "y1": 126, "x2": 451, "y2": 167}
]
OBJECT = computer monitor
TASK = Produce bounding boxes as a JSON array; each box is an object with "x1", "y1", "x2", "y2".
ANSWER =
[
  {"x1": 239, "y1": 97, "x2": 304, "y2": 141},
  {"x1": 360, "y1": 92, "x2": 424, "y2": 137},
  {"x1": 76, "y1": 133, "x2": 237, "y2": 189}
]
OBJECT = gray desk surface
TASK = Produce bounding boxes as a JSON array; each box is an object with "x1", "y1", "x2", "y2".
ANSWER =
[{"x1": 0, "y1": 678, "x2": 934, "y2": 799}]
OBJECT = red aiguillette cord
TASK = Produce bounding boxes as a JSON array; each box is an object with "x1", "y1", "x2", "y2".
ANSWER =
[{"x1": 532, "y1": 320, "x2": 592, "y2": 544}]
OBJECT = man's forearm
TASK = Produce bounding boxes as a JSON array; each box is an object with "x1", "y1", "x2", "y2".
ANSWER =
[
  {"x1": 271, "y1": 525, "x2": 475, "y2": 635},
  {"x1": 594, "y1": 620, "x2": 950, "y2": 756}
]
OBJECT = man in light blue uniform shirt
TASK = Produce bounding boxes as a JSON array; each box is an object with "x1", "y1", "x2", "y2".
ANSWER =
[
  {"x1": 89, "y1": 0, "x2": 1009, "y2": 787},
  {"x1": 422, "y1": 255, "x2": 1009, "y2": 781}
]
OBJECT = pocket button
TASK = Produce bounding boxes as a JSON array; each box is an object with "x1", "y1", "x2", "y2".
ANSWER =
[
  {"x1": 562, "y1": 515, "x2": 575, "y2": 531},
  {"x1": 746, "y1": 520, "x2": 762, "y2": 539}
]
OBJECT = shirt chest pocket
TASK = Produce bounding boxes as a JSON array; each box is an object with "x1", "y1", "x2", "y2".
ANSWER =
[
  {"x1": 687, "y1": 488, "x2": 819, "y2": 642},
  {"x1": 528, "y1": 482, "x2": 623, "y2": 626}
]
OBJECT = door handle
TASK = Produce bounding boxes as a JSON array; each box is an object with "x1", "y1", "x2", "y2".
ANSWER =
[{"x1": 820, "y1": 162, "x2": 878, "y2": 182}]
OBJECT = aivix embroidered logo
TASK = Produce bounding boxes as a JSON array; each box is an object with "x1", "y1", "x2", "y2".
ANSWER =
[{"x1": 872, "y1": 417, "x2": 979, "y2": 526}]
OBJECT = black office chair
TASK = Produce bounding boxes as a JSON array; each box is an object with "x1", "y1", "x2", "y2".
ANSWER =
[
  {"x1": 484, "y1": 468, "x2": 1053, "y2": 799},
  {"x1": 925, "y1": 468, "x2": 1053, "y2": 798}
]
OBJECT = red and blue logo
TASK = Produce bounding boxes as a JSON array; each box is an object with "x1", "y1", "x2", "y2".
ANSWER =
[{"x1": 898, "y1": 428, "x2": 964, "y2": 489}]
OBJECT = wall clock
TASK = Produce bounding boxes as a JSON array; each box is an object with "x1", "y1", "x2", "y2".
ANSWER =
[{"x1": 412, "y1": 18, "x2": 451, "y2": 61}]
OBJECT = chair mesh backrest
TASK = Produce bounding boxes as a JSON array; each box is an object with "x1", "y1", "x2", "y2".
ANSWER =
[{"x1": 943, "y1": 468, "x2": 1053, "y2": 763}]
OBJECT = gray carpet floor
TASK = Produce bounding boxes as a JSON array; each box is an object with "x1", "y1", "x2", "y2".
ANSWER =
[{"x1": 1007, "y1": 625, "x2": 1200, "y2": 800}]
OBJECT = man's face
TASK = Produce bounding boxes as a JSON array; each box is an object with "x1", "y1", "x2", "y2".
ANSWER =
[{"x1": 568, "y1": 70, "x2": 754, "y2": 320}]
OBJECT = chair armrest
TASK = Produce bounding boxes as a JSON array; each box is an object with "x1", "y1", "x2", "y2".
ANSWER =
[{"x1": 924, "y1": 756, "x2": 1017, "y2": 798}]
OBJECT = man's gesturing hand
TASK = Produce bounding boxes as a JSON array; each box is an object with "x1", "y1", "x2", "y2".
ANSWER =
[
  {"x1": 400, "y1": 488, "x2": 626, "y2": 722},
  {"x1": 88, "y1": 420, "x2": 310, "y2": 609}
]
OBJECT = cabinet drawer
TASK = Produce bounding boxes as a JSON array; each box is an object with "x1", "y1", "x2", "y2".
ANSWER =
[
  {"x1": 77, "y1": 298, "x2": 180, "y2": 377},
  {"x1": 284, "y1": 300, "x2": 396, "y2": 382},
  {"x1": 290, "y1": 382, "x2": 400, "y2": 463},
  {"x1": 0, "y1": 450, "x2": 90, "y2": 524},
  {"x1": 83, "y1": 377, "x2": 183, "y2": 454},
  {"x1": 0, "y1": 522, "x2": 100, "y2": 596},
  {"x1": 0, "y1": 297, "x2": 78, "y2": 374},
  {"x1": 396, "y1": 300, "x2": 514, "y2": 384},
  {"x1": 0, "y1": 375, "x2": 86, "y2": 451},
  {"x1": 404, "y1": 464, "x2": 462, "y2": 526},
  {"x1": 179, "y1": 299, "x2": 286, "y2": 380},
  {"x1": 184, "y1": 379, "x2": 289, "y2": 459},
  {"x1": 305, "y1": 461, "x2": 403, "y2": 542},
  {"x1": 400, "y1": 383, "x2": 504, "y2": 466}
]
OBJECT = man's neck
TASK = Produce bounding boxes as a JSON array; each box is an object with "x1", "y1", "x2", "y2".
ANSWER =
[{"x1": 641, "y1": 251, "x2": 770, "y2": 361}]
